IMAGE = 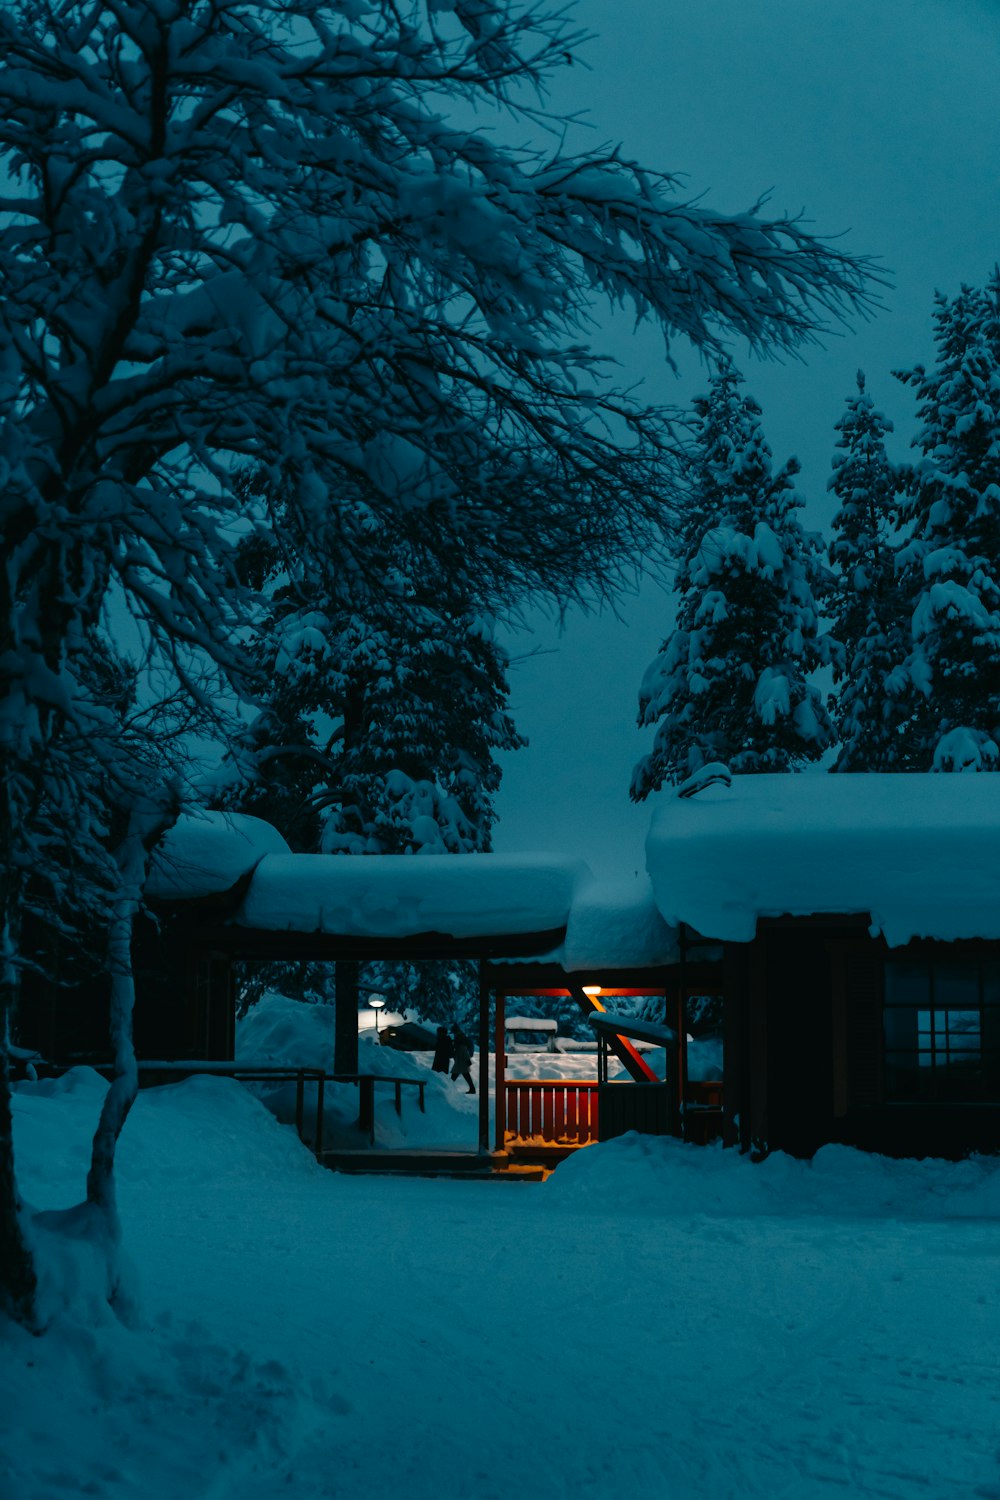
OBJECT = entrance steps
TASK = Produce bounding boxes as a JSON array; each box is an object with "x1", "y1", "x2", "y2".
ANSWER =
[{"x1": 319, "y1": 1148, "x2": 546, "y2": 1181}]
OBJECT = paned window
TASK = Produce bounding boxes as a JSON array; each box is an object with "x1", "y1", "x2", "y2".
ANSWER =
[{"x1": 883, "y1": 959, "x2": 1000, "y2": 1102}]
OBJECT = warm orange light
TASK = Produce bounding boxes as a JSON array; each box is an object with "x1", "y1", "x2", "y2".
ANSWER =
[{"x1": 582, "y1": 985, "x2": 602, "y2": 997}]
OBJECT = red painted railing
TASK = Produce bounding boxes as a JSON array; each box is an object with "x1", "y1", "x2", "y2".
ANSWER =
[{"x1": 505, "y1": 1079, "x2": 600, "y2": 1145}]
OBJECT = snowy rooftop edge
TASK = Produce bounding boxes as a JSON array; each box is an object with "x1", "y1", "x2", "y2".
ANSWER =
[
  {"x1": 145, "y1": 812, "x2": 291, "y2": 901},
  {"x1": 236, "y1": 851, "x2": 591, "y2": 942},
  {"x1": 489, "y1": 873, "x2": 681, "y2": 971},
  {"x1": 645, "y1": 772, "x2": 1000, "y2": 946}
]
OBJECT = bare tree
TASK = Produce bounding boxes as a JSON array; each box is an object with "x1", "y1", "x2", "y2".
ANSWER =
[{"x1": 0, "y1": 0, "x2": 879, "y2": 1325}]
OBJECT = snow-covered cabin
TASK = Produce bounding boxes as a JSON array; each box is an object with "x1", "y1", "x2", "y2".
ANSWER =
[
  {"x1": 647, "y1": 773, "x2": 1000, "y2": 1158},
  {"x1": 18, "y1": 775, "x2": 1000, "y2": 1162}
]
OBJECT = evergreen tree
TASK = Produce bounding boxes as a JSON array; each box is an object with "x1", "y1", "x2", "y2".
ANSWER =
[
  {"x1": 234, "y1": 512, "x2": 525, "y2": 856},
  {"x1": 893, "y1": 274, "x2": 1000, "y2": 770},
  {"x1": 632, "y1": 364, "x2": 834, "y2": 795},
  {"x1": 230, "y1": 518, "x2": 522, "y2": 1069},
  {"x1": 827, "y1": 373, "x2": 910, "y2": 770}
]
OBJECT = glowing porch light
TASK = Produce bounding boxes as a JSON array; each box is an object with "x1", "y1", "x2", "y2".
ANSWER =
[
  {"x1": 369, "y1": 995, "x2": 386, "y2": 1031},
  {"x1": 582, "y1": 985, "x2": 602, "y2": 997}
]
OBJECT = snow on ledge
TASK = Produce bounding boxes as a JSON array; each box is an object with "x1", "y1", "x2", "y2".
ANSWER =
[
  {"x1": 236, "y1": 852, "x2": 590, "y2": 941},
  {"x1": 646, "y1": 772, "x2": 1000, "y2": 946},
  {"x1": 146, "y1": 812, "x2": 291, "y2": 902},
  {"x1": 560, "y1": 876, "x2": 680, "y2": 970},
  {"x1": 490, "y1": 874, "x2": 681, "y2": 971}
]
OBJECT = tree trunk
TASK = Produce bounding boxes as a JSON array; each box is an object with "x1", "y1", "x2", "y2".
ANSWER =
[
  {"x1": 85, "y1": 808, "x2": 165, "y2": 1308},
  {"x1": 334, "y1": 960, "x2": 359, "y2": 1075},
  {"x1": 0, "y1": 904, "x2": 38, "y2": 1327}
]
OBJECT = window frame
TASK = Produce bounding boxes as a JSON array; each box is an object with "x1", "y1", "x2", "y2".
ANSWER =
[{"x1": 882, "y1": 956, "x2": 1000, "y2": 1104}]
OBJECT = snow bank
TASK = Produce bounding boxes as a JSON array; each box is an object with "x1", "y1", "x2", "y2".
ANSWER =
[
  {"x1": 6, "y1": 1070, "x2": 346, "y2": 1499},
  {"x1": 145, "y1": 811, "x2": 290, "y2": 901},
  {"x1": 548, "y1": 1131, "x2": 1000, "y2": 1220},
  {"x1": 646, "y1": 771, "x2": 1000, "y2": 944},
  {"x1": 12, "y1": 1066, "x2": 319, "y2": 1210},
  {"x1": 237, "y1": 850, "x2": 588, "y2": 940},
  {"x1": 235, "y1": 993, "x2": 480, "y2": 1149}
]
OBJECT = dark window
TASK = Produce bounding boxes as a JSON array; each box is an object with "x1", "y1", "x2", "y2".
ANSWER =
[{"x1": 884, "y1": 959, "x2": 1000, "y2": 1102}]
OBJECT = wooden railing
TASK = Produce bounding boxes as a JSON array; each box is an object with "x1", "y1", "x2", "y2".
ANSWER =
[{"x1": 505, "y1": 1079, "x2": 600, "y2": 1145}]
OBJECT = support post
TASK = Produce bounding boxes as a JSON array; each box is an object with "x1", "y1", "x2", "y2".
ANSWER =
[
  {"x1": 494, "y1": 986, "x2": 506, "y2": 1153},
  {"x1": 749, "y1": 936, "x2": 768, "y2": 1155},
  {"x1": 358, "y1": 1074, "x2": 375, "y2": 1146},
  {"x1": 478, "y1": 961, "x2": 490, "y2": 1155},
  {"x1": 316, "y1": 1075, "x2": 325, "y2": 1158},
  {"x1": 674, "y1": 984, "x2": 685, "y2": 1136},
  {"x1": 334, "y1": 960, "x2": 360, "y2": 1076}
]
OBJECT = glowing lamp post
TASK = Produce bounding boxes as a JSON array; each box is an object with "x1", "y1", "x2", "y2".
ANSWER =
[{"x1": 369, "y1": 995, "x2": 386, "y2": 1032}]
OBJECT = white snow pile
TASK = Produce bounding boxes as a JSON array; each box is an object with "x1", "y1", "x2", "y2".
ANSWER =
[
  {"x1": 8, "y1": 1064, "x2": 1000, "y2": 1498},
  {"x1": 647, "y1": 771, "x2": 1000, "y2": 944},
  {"x1": 145, "y1": 811, "x2": 290, "y2": 901},
  {"x1": 548, "y1": 1129, "x2": 1000, "y2": 1220},
  {"x1": 5, "y1": 1069, "x2": 344, "y2": 1499},
  {"x1": 237, "y1": 850, "x2": 588, "y2": 939},
  {"x1": 236, "y1": 992, "x2": 479, "y2": 1150},
  {"x1": 500, "y1": 874, "x2": 680, "y2": 971}
]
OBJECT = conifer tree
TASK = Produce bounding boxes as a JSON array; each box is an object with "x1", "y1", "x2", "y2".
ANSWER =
[
  {"x1": 827, "y1": 373, "x2": 910, "y2": 770},
  {"x1": 893, "y1": 274, "x2": 1000, "y2": 770},
  {"x1": 632, "y1": 364, "x2": 834, "y2": 795},
  {"x1": 236, "y1": 516, "x2": 525, "y2": 856},
  {"x1": 231, "y1": 522, "x2": 523, "y2": 1071}
]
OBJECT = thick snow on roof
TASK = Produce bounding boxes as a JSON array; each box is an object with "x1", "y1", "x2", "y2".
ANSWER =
[
  {"x1": 646, "y1": 773, "x2": 1000, "y2": 946},
  {"x1": 146, "y1": 813, "x2": 291, "y2": 901},
  {"x1": 559, "y1": 877, "x2": 680, "y2": 971},
  {"x1": 492, "y1": 874, "x2": 680, "y2": 971},
  {"x1": 237, "y1": 852, "x2": 589, "y2": 941}
]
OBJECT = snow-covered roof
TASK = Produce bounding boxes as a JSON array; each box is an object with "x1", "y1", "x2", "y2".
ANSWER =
[
  {"x1": 148, "y1": 815, "x2": 682, "y2": 968},
  {"x1": 236, "y1": 852, "x2": 589, "y2": 942},
  {"x1": 558, "y1": 877, "x2": 680, "y2": 970},
  {"x1": 146, "y1": 812, "x2": 291, "y2": 901},
  {"x1": 495, "y1": 876, "x2": 680, "y2": 971},
  {"x1": 646, "y1": 773, "x2": 1000, "y2": 946}
]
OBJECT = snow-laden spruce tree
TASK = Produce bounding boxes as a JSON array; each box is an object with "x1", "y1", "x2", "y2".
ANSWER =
[
  {"x1": 631, "y1": 363, "x2": 835, "y2": 794},
  {"x1": 827, "y1": 373, "x2": 910, "y2": 771},
  {"x1": 232, "y1": 521, "x2": 524, "y2": 1072},
  {"x1": 239, "y1": 521, "x2": 525, "y2": 860},
  {"x1": 892, "y1": 274, "x2": 1000, "y2": 771},
  {"x1": 0, "y1": 0, "x2": 877, "y2": 1326}
]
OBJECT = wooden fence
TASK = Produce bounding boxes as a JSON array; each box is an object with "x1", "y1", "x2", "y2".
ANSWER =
[{"x1": 505, "y1": 1079, "x2": 599, "y2": 1145}]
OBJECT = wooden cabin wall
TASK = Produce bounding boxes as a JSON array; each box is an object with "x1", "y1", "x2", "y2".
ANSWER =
[
  {"x1": 17, "y1": 964, "x2": 110, "y2": 1062},
  {"x1": 829, "y1": 939, "x2": 1000, "y2": 1160},
  {"x1": 15, "y1": 910, "x2": 235, "y2": 1066},
  {"x1": 15, "y1": 914, "x2": 110, "y2": 1062},
  {"x1": 723, "y1": 927, "x2": 840, "y2": 1158},
  {"x1": 759, "y1": 925, "x2": 839, "y2": 1158},
  {"x1": 729, "y1": 924, "x2": 1000, "y2": 1161},
  {"x1": 132, "y1": 913, "x2": 235, "y2": 1062}
]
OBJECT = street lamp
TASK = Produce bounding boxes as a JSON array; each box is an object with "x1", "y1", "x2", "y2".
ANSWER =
[{"x1": 368, "y1": 995, "x2": 386, "y2": 1032}]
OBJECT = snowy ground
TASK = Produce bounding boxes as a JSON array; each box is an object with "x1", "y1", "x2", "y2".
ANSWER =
[{"x1": 6, "y1": 1068, "x2": 1000, "y2": 1500}]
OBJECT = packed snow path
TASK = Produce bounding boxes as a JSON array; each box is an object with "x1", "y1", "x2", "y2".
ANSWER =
[{"x1": 6, "y1": 1074, "x2": 1000, "y2": 1499}]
